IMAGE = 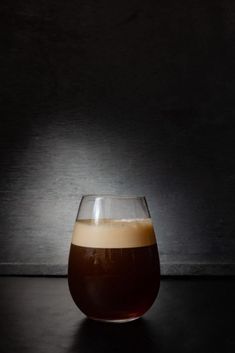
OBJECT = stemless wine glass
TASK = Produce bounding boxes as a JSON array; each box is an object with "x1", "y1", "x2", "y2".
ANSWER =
[{"x1": 68, "y1": 195, "x2": 160, "y2": 323}]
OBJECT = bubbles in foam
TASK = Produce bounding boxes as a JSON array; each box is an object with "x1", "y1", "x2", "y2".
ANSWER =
[{"x1": 71, "y1": 218, "x2": 156, "y2": 248}]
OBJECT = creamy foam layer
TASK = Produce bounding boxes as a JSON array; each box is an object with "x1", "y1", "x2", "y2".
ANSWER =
[{"x1": 71, "y1": 219, "x2": 156, "y2": 248}]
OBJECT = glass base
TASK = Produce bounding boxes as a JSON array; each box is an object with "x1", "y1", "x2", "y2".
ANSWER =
[{"x1": 88, "y1": 316, "x2": 141, "y2": 323}]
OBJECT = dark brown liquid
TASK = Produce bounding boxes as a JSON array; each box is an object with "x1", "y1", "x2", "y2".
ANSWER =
[{"x1": 68, "y1": 244, "x2": 160, "y2": 321}]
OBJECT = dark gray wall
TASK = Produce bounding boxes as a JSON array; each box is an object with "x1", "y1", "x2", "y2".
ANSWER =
[{"x1": 1, "y1": 0, "x2": 235, "y2": 274}]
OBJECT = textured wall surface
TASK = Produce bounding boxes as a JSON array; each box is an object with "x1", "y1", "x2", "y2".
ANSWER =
[{"x1": 0, "y1": 0, "x2": 235, "y2": 274}]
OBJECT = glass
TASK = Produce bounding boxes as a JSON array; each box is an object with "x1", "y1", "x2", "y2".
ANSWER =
[{"x1": 68, "y1": 195, "x2": 160, "y2": 323}]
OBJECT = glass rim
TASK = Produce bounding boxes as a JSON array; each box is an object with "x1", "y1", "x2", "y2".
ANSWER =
[{"x1": 81, "y1": 194, "x2": 146, "y2": 200}]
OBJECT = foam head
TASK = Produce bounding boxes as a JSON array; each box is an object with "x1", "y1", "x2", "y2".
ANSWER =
[{"x1": 71, "y1": 218, "x2": 156, "y2": 248}]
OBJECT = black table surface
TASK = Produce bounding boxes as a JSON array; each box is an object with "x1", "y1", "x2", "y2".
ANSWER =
[{"x1": 0, "y1": 277, "x2": 234, "y2": 353}]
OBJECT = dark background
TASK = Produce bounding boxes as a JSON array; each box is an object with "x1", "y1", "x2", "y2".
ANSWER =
[{"x1": 0, "y1": 0, "x2": 235, "y2": 275}]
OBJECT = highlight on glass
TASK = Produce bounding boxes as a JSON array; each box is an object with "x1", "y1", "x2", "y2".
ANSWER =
[{"x1": 68, "y1": 195, "x2": 160, "y2": 323}]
